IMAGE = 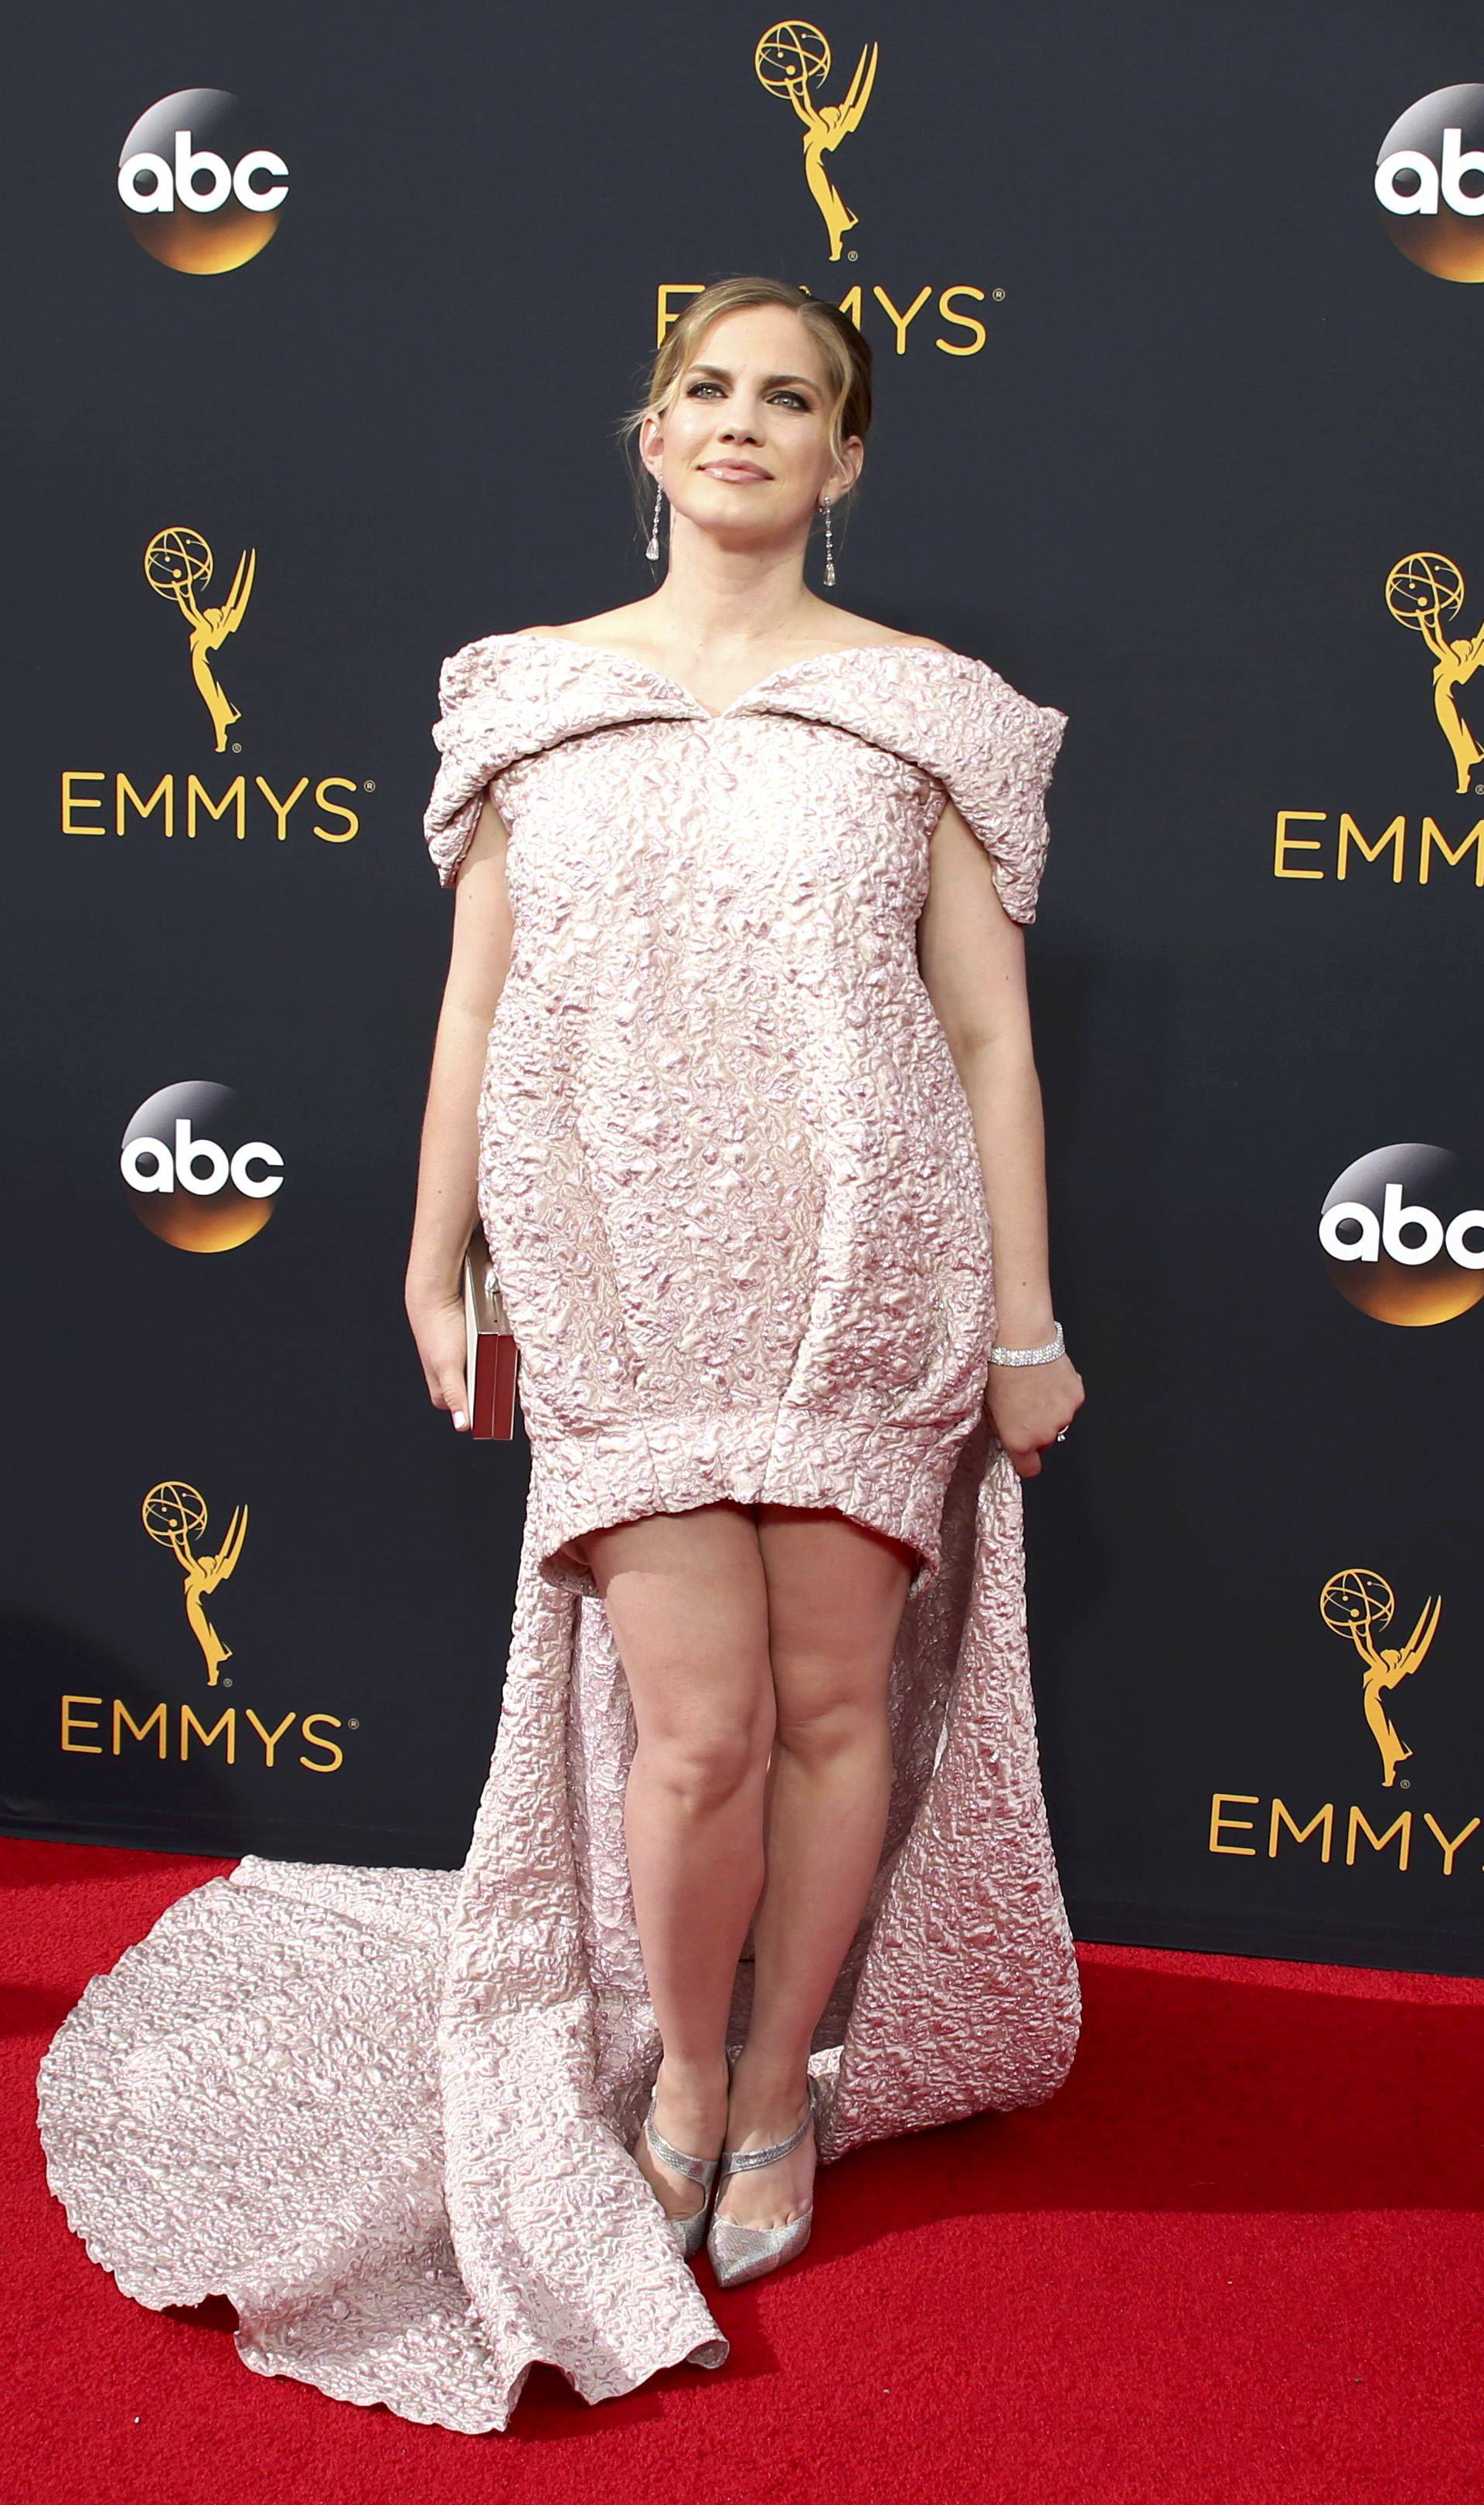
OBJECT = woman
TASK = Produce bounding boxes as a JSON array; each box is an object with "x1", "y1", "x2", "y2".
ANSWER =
[{"x1": 37, "y1": 276, "x2": 1084, "y2": 2434}]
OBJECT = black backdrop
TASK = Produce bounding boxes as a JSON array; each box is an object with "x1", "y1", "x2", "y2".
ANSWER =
[{"x1": 5, "y1": 1, "x2": 1482, "y2": 1974}]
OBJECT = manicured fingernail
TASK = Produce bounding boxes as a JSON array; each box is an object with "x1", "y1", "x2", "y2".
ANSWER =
[{"x1": 452, "y1": 1410, "x2": 468, "y2": 1430}]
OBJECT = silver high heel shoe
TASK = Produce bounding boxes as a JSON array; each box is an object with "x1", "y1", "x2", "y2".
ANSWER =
[
  {"x1": 638, "y1": 2084, "x2": 722, "y2": 2259},
  {"x1": 706, "y1": 2074, "x2": 819, "y2": 2289}
]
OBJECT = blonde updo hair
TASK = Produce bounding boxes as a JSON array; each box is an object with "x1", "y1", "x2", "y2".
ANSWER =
[{"x1": 620, "y1": 274, "x2": 873, "y2": 547}]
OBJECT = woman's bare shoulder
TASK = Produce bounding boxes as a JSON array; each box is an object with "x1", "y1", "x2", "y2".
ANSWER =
[
  {"x1": 510, "y1": 607, "x2": 651, "y2": 648},
  {"x1": 825, "y1": 608, "x2": 955, "y2": 655}
]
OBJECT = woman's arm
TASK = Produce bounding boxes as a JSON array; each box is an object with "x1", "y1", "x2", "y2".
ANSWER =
[
  {"x1": 917, "y1": 798, "x2": 1084, "y2": 1475},
  {"x1": 404, "y1": 792, "x2": 515, "y2": 1428}
]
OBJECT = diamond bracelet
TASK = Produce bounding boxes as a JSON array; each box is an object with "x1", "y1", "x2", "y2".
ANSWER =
[{"x1": 989, "y1": 1321, "x2": 1065, "y2": 1367}]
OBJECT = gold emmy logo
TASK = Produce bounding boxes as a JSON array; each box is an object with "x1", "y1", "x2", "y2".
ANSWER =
[
  {"x1": 1386, "y1": 551, "x2": 1484, "y2": 795},
  {"x1": 62, "y1": 529, "x2": 366, "y2": 864},
  {"x1": 1271, "y1": 551, "x2": 1484, "y2": 891},
  {"x1": 1205, "y1": 1564, "x2": 1472, "y2": 1878},
  {"x1": 143, "y1": 1479, "x2": 248, "y2": 1686},
  {"x1": 1319, "y1": 1567, "x2": 1441, "y2": 1789},
  {"x1": 57, "y1": 1477, "x2": 349, "y2": 1773},
  {"x1": 145, "y1": 526, "x2": 256, "y2": 753},
  {"x1": 755, "y1": 19, "x2": 878, "y2": 262}
]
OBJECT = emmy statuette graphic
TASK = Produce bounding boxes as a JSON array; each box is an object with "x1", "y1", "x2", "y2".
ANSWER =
[
  {"x1": 143, "y1": 1479, "x2": 248, "y2": 1687},
  {"x1": 145, "y1": 525, "x2": 257, "y2": 754},
  {"x1": 1386, "y1": 550, "x2": 1484, "y2": 794},
  {"x1": 1319, "y1": 1567, "x2": 1441, "y2": 1789},
  {"x1": 756, "y1": 19, "x2": 878, "y2": 263}
]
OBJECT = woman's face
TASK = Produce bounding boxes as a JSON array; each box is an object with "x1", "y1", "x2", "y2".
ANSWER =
[{"x1": 640, "y1": 303, "x2": 863, "y2": 553}]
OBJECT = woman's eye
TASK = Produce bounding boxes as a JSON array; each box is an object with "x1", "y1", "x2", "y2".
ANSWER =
[{"x1": 682, "y1": 382, "x2": 810, "y2": 409}]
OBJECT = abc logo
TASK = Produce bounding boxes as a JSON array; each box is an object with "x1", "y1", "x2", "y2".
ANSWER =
[
  {"x1": 121, "y1": 1082, "x2": 283, "y2": 1251},
  {"x1": 1374, "y1": 84, "x2": 1484, "y2": 282},
  {"x1": 117, "y1": 90, "x2": 288, "y2": 274},
  {"x1": 1319, "y1": 1142, "x2": 1484, "y2": 1326}
]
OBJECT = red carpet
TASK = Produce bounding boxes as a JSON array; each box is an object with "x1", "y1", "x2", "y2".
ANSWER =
[{"x1": 2, "y1": 1837, "x2": 1480, "y2": 2503}]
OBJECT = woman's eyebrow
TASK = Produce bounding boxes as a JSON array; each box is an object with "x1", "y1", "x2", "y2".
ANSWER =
[{"x1": 685, "y1": 362, "x2": 818, "y2": 391}]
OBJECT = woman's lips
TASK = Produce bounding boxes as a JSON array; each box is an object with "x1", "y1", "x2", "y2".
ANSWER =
[{"x1": 699, "y1": 462, "x2": 771, "y2": 481}]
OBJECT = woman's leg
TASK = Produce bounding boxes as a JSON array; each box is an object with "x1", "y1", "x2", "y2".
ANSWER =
[
  {"x1": 715, "y1": 1504, "x2": 914, "y2": 2231},
  {"x1": 576, "y1": 1499, "x2": 776, "y2": 2221}
]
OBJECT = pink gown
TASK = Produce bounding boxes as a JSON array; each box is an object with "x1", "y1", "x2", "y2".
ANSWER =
[{"x1": 36, "y1": 633, "x2": 1082, "y2": 2434}]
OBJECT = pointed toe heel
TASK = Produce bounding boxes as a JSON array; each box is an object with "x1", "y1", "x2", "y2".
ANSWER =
[
  {"x1": 705, "y1": 2075, "x2": 819, "y2": 2289},
  {"x1": 706, "y1": 2203, "x2": 814, "y2": 2289},
  {"x1": 638, "y1": 2085, "x2": 720, "y2": 2260}
]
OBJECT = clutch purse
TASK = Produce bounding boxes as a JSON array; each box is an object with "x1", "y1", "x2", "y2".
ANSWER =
[{"x1": 460, "y1": 1225, "x2": 520, "y2": 1441}]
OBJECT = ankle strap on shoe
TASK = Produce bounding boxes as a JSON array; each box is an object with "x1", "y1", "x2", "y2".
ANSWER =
[
  {"x1": 645, "y1": 2098, "x2": 719, "y2": 2186},
  {"x1": 718, "y1": 2089, "x2": 815, "y2": 2175}
]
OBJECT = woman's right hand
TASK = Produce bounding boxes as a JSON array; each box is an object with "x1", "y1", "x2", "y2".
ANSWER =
[{"x1": 405, "y1": 1283, "x2": 471, "y2": 1431}]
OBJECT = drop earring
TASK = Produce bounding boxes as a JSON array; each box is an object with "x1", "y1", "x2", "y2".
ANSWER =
[
  {"x1": 820, "y1": 495, "x2": 836, "y2": 588},
  {"x1": 645, "y1": 476, "x2": 664, "y2": 563}
]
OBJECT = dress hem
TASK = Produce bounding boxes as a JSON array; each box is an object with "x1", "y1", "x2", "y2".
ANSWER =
[{"x1": 525, "y1": 1401, "x2": 986, "y2": 1605}]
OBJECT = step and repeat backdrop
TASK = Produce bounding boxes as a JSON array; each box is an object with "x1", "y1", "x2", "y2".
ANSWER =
[{"x1": 5, "y1": 2, "x2": 1481, "y2": 1972}]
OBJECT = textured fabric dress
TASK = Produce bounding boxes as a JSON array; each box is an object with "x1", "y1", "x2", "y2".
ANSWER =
[{"x1": 36, "y1": 631, "x2": 1082, "y2": 2435}]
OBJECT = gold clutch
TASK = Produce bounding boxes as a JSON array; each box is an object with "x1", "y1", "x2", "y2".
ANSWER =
[{"x1": 460, "y1": 1225, "x2": 520, "y2": 1440}]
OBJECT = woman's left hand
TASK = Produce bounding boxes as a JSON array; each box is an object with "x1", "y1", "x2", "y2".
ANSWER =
[{"x1": 984, "y1": 1353, "x2": 1085, "y2": 1479}]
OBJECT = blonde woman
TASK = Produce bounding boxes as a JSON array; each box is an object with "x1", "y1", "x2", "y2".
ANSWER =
[{"x1": 39, "y1": 276, "x2": 1084, "y2": 2435}]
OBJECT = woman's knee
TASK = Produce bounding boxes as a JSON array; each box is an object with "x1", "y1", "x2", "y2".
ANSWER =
[
  {"x1": 771, "y1": 1663, "x2": 890, "y2": 1767},
  {"x1": 635, "y1": 1693, "x2": 774, "y2": 1811}
]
